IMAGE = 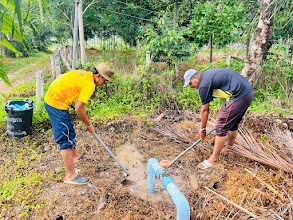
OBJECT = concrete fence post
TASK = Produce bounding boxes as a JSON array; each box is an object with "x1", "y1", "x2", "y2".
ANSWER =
[
  {"x1": 50, "y1": 55, "x2": 55, "y2": 77},
  {"x1": 54, "y1": 49, "x2": 61, "y2": 77},
  {"x1": 36, "y1": 70, "x2": 44, "y2": 103},
  {"x1": 226, "y1": 52, "x2": 231, "y2": 67},
  {"x1": 146, "y1": 51, "x2": 151, "y2": 66}
]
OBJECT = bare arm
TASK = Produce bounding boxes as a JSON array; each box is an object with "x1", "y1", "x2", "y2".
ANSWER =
[
  {"x1": 75, "y1": 101, "x2": 94, "y2": 133},
  {"x1": 200, "y1": 103, "x2": 209, "y2": 129},
  {"x1": 198, "y1": 103, "x2": 209, "y2": 141}
]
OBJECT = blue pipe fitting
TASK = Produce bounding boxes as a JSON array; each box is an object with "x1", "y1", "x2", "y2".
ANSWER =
[
  {"x1": 147, "y1": 158, "x2": 190, "y2": 220},
  {"x1": 147, "y1": 158, "x2": 162, "y2": 194}
]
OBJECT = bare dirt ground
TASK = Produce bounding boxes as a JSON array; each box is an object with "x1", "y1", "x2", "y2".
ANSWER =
[{"x1": 1, "y1": 111, "x2": 293, "y2": 220}]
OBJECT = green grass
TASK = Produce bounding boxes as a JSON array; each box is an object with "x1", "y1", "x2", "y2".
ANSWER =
[
  {"x1": 4, "y1": 52, "x2": 51, "y2": 73},
  {"x1": 0, "y1": 144, "x2": 51, "y2": 218}
]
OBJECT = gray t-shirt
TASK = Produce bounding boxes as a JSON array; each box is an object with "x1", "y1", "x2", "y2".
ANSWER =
[{"x1": 198, "y1": 68, "x2": 253, "y2": 105}]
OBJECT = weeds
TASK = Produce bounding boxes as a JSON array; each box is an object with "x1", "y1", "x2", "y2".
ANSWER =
[{"x1": 0, "y1": 146, "x2": 46, "y2": 218}]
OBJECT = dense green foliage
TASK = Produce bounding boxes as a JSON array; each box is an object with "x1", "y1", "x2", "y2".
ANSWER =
[
  {"x1": 188, "y1": 0, "x2": 249, "y2": 47},
  {"x1": 140, "y1": 13, "x2": 196, "y2": 65}
]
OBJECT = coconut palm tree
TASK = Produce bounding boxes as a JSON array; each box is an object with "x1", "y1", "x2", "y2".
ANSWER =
[{"x1": 242, "y1": 0, "x2": 293, "y2": 82}]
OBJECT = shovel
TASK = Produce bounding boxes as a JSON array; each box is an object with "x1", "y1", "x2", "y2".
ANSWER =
[{"x1": 93, "y1": 132, "x2": 130, "y2": 176}]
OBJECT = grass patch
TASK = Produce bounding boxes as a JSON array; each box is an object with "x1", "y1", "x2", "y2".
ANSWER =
[
  {"x1": 0, "y1": 52, "x2": 52, "y2": 128},
  {"x1": 3, "y1": 52, "x2": 51, "y2": 85},
  {"x1": 0, "y1": 144, "x2": 50, "y2": 218},
  {"x1": 4, "y1": 52, "x2": 51, "y2": 73}
]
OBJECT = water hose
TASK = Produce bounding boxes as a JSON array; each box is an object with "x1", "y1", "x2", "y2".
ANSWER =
[{"x1": 146, "y1": 129, "x2": 215, "y2": 219}]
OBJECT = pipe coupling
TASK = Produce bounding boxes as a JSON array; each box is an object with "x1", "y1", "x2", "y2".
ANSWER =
[{"x1": 160, "y1": 167, "x2": 170, "y2": 180}]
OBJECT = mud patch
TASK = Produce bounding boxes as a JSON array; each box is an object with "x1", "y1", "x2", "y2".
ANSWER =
[{"x1": 116, "y1": 142, "x2": 189, "y2": 206}]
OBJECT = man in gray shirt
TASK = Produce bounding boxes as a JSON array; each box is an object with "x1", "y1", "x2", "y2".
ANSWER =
[{"x1": 183, "y1": 68, "x2": 254, "y2": 169}]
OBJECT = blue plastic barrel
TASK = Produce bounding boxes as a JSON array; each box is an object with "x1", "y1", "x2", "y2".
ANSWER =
[{"x1": 4, "y1": 100, "x2": 34, "y2": 137}]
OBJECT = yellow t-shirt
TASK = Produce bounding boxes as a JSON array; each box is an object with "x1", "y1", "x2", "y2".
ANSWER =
[{"x1": 45, "y1": 70, "x2": 95, "y2": 110}]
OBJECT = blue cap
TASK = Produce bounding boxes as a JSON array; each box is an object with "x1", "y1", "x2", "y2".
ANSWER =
[{"x1": 183, "y1": 69, "x2": 197, "y2": 87}]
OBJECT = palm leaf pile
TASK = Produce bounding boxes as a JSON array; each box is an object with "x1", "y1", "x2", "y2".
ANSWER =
[
  {"x1": 230, "y1": 125, "x2": 293, "y2": 174},
  {"x1": 150, "y1": 111, "x2": 293, "y2": 174}
]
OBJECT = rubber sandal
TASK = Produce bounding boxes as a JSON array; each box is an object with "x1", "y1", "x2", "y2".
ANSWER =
[
  {"x1": 197, "y1": 160, "x2": 213, "y2": 169},
  {"x1": 64, "y1": 174, "x2": 90, "y2": 185}
]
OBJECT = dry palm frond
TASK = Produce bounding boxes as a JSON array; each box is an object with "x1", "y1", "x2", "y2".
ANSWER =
[
  {"x1": 149, "y1": 111, "x2": 293, "y2": 174},
  {"x1": 149, "y1": 112, "x2": 217, "y2": 145},
  {"x1": 230, "y1": 126, "x2": 293, "y2": 174},
  {"x1": 268, "y1": 125, "x2": 293, "y2": 156},
  {"x1": 150, "y1": 122, "x2": 196, "y2": 144},
  {"x1": 245, "y1": 168, "x2": 286, "y2": 202},
  {"x1": 204, "y1": 187, "x2": 259, "y2": 219}
]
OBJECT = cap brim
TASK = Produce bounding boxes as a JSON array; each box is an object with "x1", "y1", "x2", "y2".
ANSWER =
[
  {"x1": 183, "y1": 80, "x2": 190, "y2": 87},
  {"x1": 100, "y1": 72, "x2": 112, "y2": 82}
]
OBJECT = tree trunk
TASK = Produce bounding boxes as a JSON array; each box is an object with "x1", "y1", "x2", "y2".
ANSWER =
[
  {"x1": 241, "y1": 0, "x2": 274, "y2": 83},
  {"x1": 78, "y1": 0, "x2": 86, "y2": 65}
]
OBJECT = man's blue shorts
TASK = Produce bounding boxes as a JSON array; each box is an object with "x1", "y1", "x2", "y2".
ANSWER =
[{"x1": 44, "y1": 102, "x2": 77, "y2": 150}]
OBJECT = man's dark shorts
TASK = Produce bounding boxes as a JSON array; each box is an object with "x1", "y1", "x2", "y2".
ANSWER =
[
  {"x1": 215, "y1": 90, "x2": 254, "y2": 136},
  {"x1": 44, "y1": 102, "x2": 77, "y2": 150}
]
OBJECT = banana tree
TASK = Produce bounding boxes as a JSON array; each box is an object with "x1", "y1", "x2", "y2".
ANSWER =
[{"x1": 0, "y1": 0, "x2": 47, "y2": 86}]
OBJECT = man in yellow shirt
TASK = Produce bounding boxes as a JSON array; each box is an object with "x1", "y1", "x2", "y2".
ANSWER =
[{"x1": 44, "y1": 63, "x2": 114, "y2": 185}]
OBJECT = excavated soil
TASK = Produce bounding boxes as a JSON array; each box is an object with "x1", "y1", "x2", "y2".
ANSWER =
[{"x1": 1, "y1": 111, "x2": 293, "y2": 220}]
